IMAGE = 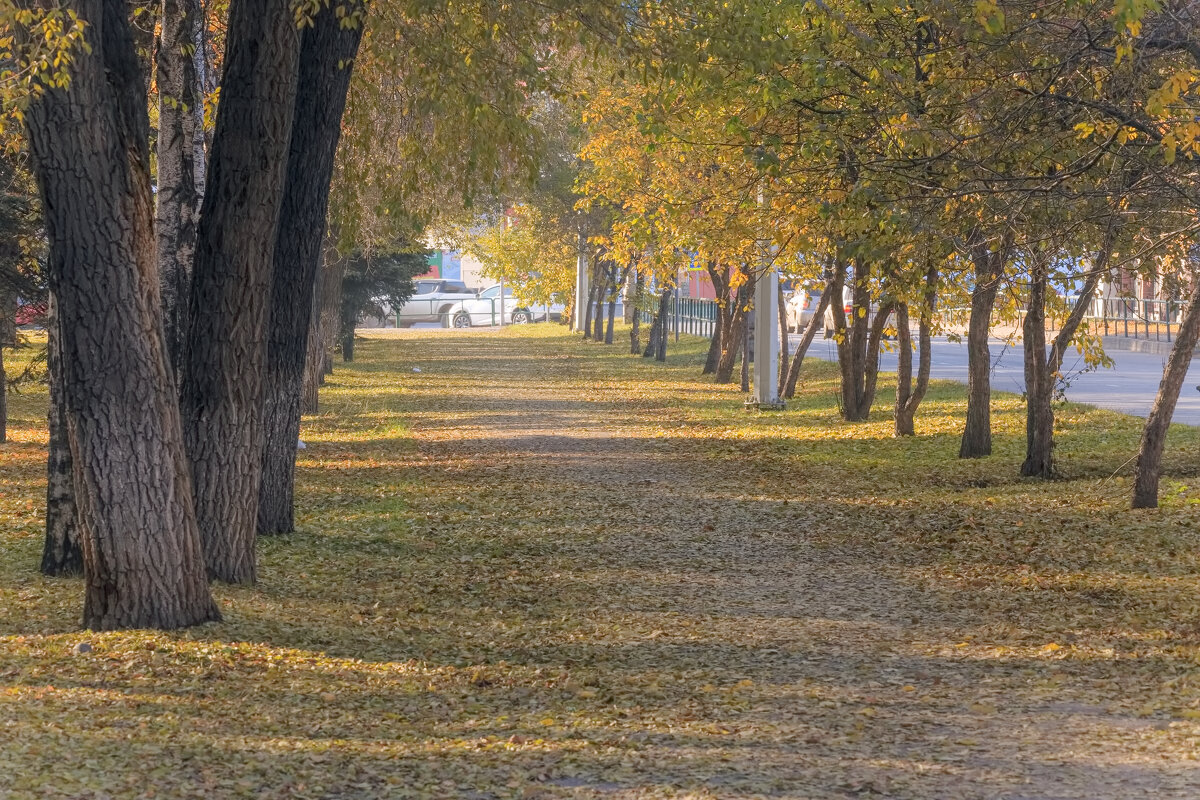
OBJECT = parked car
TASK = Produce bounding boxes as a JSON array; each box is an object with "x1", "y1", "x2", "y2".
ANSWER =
[
  {"x1": 784, "y1": 290, "x2": 821, "y2": 333},
  {"x1": 823, "y1": 286, "x2": 889, "y2": 338},
  {"x1": 447, "y1": 285, "x2": 565, "y2": 328},
  {"x1": 395, "y1": 279, "x2": 477, "y2": 327}
]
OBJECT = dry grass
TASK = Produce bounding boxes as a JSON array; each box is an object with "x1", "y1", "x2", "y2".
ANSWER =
[{"x1": 1, "y1": 324, "x2": 1199, "y2": 798}]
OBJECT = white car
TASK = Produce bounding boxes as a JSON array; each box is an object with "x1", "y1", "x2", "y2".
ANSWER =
[
  {"x1": 785, "y1": 290, "x2": 821, "y2": 332},
  {"x1": 447, "y1": 285, "x2": 564, "y2": 328}
]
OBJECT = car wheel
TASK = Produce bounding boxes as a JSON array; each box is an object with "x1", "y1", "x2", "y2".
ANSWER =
[
  {"x1": 452, "y1": 312, "x2": 472, "y2": 328},
  {"x1": 512, "y1": 309, "x2": 532, "y2": 325}
]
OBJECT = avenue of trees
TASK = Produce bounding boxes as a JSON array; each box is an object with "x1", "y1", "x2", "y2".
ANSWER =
[{"x1": 0, "y1": 0, "x2": 1198, "y2": 629}]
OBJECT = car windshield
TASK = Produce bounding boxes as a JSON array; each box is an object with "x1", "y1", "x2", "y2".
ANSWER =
[{"x1": 415, "y1": 281, "x2": 439, "y2": 295}]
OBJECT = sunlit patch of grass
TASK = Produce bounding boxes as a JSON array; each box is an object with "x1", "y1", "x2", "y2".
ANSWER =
[{"x1": 2, "y1": 323, "x2": 1200, "y2": 797}]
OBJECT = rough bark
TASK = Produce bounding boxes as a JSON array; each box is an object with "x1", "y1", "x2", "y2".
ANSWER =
[
  {"x1": 155, "y1": 0, "x2": 202, "y2": 382},
  {"x1": 1132, "y1": 279, "x2": 1200, "y2": 507},
  {"x1": 41, "y1": 295, "x2": 83, "y2": 577},
  {"x1": 23, "y1": 0, "x2": 219, "y2": 628},
  {"x1": 258, "y1": 4, "x2": 364, "y2": 536},
  {"x1": 783, "y1": 269, "x2": 836, "y2": 399},
  {"x1": 959, "y1": 235, "x2": 1008, "y2": 458},
  {"x1": 180, "y1": 0, "x2": 301, "y2": 584}
]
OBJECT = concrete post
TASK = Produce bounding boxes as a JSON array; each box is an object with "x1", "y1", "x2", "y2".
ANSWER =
[
  {"x1": 574, "y1": 233, "x2": 588, "y2": 331},
  {"x1": 752, "y1": 268, "x2": 783, "y2": 408}
]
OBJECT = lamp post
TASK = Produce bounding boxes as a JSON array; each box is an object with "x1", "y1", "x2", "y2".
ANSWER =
[
  {"x1": 574, "y1": 232, "x2": 588, "y2": 332},
  {"x1": 747, "y1": 185, "x2": 784, "y2": 410}
]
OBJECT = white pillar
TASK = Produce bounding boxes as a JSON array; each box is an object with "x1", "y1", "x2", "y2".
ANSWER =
[
  {"x1": 574, "y1": 234, "x2": 588, "y2": 331},
  {"x1": 753, "y1": 268, "x2": 782, "y2": 407}
]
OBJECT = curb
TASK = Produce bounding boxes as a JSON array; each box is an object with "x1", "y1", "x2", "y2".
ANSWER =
[{"x1": 1101, "y1": 336, "x2": 1187, "y2": 358}]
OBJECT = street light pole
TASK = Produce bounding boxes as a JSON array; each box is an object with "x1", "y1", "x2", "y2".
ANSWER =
[
  {"x1": 749, "y1": 185, "x2": 784, "y2": 410},
  {"x1": 574, "y1": 232, "x2": 588, "y2": 332}
]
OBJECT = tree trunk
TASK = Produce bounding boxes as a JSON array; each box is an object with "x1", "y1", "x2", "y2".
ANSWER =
[
  {"x1": 341, "y1": 328, "x2": 355, "y2": 362},
  {"x1": 629, "y1": 269, "x2": 642, "y2": 355},
  {"x1": 740, "y1": 305, "x2": 751, "y2": 392},
  {"x1": 783, "y1": 267, "x2": 837, "y2": 399},
  {"x1": 41, "y1": 295, "x2": 83, "y2": 577},
  {"x1": 301, "y1": 285, "x2": 323, "y2": 414},
  {"x1": 1020, "y1": 263, "x2": 1054, "y2": 478},
  {"x1": 582, "y1": 271, "x2": 597, "y2": 340},
  {"x1": 715, "y1": 276, "x2": 750, "y2": 383},
  {"x1": 894, "y1": 264, "x2": 937, "y2": 436},
  {"x1": 776, "y1": 280, "x2": 789, "y2": 397},
  {"x1": 592, "y1": 266, "x2": 608, "y2": 342},
  {"x1": 655, "y1": 287, "x2": 671, "y2": 361},
  {"x1": 0, "y1": 289, "x2": 9, "y2": 444},
  {"x1": 155, "y1": 0, "x2": 202, "y2": 382},
  {"x1": 258, "y1": 3, "x2": 364, "y2": 537},
  {"x1": 180, "y1": 0, "x2": 301, "y2": 584},
  {"x1": 1132, "y1": 280, "x2": 1200, "y2": 507},
  {"x1": 23, "y1": 0, "x2": 218, "y2": 629},
  {"x1": 703, "y1": 263, "x2": 728, "y2": 375},
  {"x1": 835, "y1": 262, "x2": 892, "y2": 421},
  {"x1": 959, "y1": 236, "x2": 1007, "y2": 458},
  {"x1": 605, "y1": 266, "x2": 620, "y2": 345}
]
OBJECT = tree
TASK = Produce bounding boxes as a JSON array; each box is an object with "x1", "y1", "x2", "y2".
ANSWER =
[
  {"x1": 258, "y1": 0, "x2": 366, "y2": 537},
  {"x1": 22, "y1": 0, "x2": 219, "y2": 629},
  {"x1": 178, "y1": 0, "x2": 301, "y2": 584},
  {"x1": 339, "y1": 247, "x2": 428, "y2": 362}
]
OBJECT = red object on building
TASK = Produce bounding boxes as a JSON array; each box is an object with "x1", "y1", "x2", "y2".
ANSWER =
[{"x1": 15, "y1": 301, "x2": 47, "y2": 326}]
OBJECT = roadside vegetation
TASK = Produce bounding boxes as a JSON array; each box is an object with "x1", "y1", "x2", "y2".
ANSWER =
[{"x1": 3, "y1": 326, "x2": 1199, "y2": 797}]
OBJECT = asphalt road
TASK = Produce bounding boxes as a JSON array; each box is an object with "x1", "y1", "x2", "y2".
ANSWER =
[{"x1": 798, "y1": 334, "x2": 1200, "y2": 426}]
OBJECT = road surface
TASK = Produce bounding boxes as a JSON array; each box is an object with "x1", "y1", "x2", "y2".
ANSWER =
[{"x1": 798, "y1": 334, "x2": 1200, "y2": 426}]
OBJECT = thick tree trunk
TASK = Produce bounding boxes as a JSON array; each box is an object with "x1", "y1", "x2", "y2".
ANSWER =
[
  {"x1": 629, "y1": 269, "x2": 642, "y2": 354},
  {"x1": 341, "y1": 328, "x2": 355, "y2": 362},
  {"x1": 41, "y1": 296, "x2": 83, "y2": 577},
  {"x1": 24, "y1": 0, "x2": 218, "y2": 628},
  {"x1": 180, "y1": 0, "x2": 301, "y2": 584},
  {"x1": 155, "y1": 0, "x2": 202, "y2": 381},
  {"x1": 1132, "y1": 280, "x2": 1200, "y2": 507},
  {"x1": 959, "y1": 236, "x2": 1008, "y2": 458},
  {"x1": 783, "y1": 268, "x2": 836, "y2": 399},
  {"x1": 258, "y1": 3, "x2": 364, "y2": 536}
]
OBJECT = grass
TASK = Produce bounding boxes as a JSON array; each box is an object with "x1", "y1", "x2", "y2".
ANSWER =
[{"x1": 2, "y1": 324, "x2": 1200, "y2": 798}]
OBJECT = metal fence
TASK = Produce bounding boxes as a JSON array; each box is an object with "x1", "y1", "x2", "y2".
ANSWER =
[{"x1": 637, "y1": 296, "x2": 721, "y2": 339}]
